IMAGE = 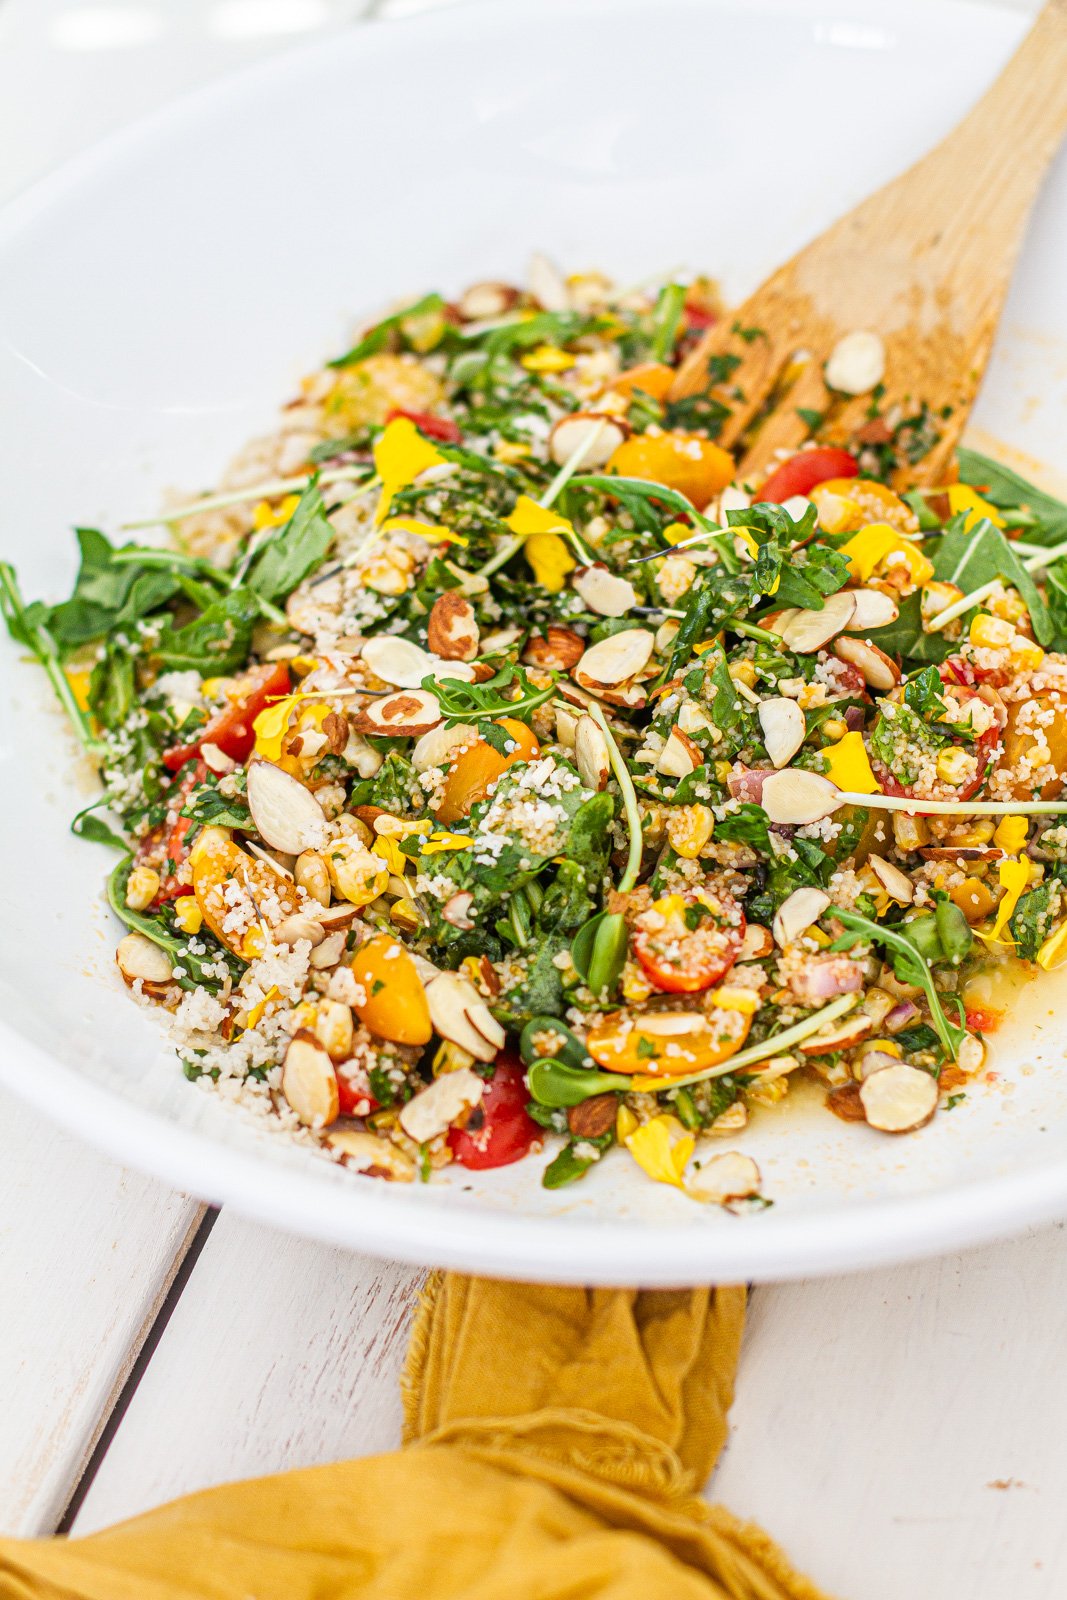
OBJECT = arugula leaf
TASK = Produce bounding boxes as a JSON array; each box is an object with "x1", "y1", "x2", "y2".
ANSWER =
[
  {"x1": 429, "y1": 662, "x2": 557, "y2": 724},
  {"x1": 151, "y1": 590, "x2": 259, "y2": 676},
  {"x1": 733, "y1": 502, "x2": 850, "y2": 611},
  {"x1": 714, "y1": 803, "x2": 771, "y2": 851},
  {"x1": 71, "y1": 797, "x2": 128, "y2": 851},
  {"x1": 348, "y1": 752, "x2": 423, "y2": 814},
  {"x1": 831, "y1": 909, "x2": 967, "y2": 1060},
  {"x1": 1008, "y1": 874, "x2": 1066, "y2": 960},
  {"x1": 542, "y1": 1130, "x2": 615, "y2": 1190},
  {"x1": 89, "y1": 646, "x2": 136, "y2": 730},
  {"x1": 107, "y1": 856, "x2": 240, "y2": 991},
  {"x1": 902, "y1": 664, "x2": 949, "y2": 722},
  {"x1": 0, "y1": 560, "x2": 101, "y2": 753},
  {"x1": 957, "y1": 448, "x2": 1067, "y2": 542},
  {"x1": 244, "y1": 483, "x2": 334, "y2": 605},
  {"x1": 328, "y1": 292, "x2": 445, "y2": 369}
]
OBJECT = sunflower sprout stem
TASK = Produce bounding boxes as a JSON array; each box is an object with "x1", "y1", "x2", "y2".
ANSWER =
[
  {"x1": 477, "y1": 420, "x2": 606, "y2": 579},
  {"x1": 588, "y1": 700, "x2": 643, "y2": 894},
  {"x1": 838, "y1": 791, "x2": 1067, "y2": 817},
  {"x1": 121, "y1": 466, "x2": 376, "y2": 530}
]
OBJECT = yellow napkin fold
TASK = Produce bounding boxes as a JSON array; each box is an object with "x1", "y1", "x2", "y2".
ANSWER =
[{"x1": 0, "y1": 1275, "x2": 833, "y2": 1600}]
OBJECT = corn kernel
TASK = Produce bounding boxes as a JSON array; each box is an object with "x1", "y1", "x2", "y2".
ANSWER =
[
  {"x1": 821, "y1": 717, "x2": 848, "y2": 743},
  {"x1": 714, "y1": 761, "x2": 733, "y2": 784},
  {"x1": 993, "y1": 815, "x2": 1028, "y2": 855},
  {"x1": 174, "y1": 896, "x2": 203, "y2": 936},
  {"x1": 621, "y1": 961, "x2": 654, "y2": 1005},
  {"x1": 950, "y1": 877, "x2": 996, "y2": 923},
  {"x1": 1009, "y1": 637, "x2": 1045, "y2": 671},
  {"x1": 968, "y1": 613, "x2": 1015, "y2": 649},
  {"x1": 616, "y1": 1105, "x2": 639, "y2": 1140},
  {"x1": 935, "y1": 747, "x2": 975, "y2": 785},
  {"x1": 666, "y1": 803, "x2": 715, "y2": 860},
  {"x1": 951, "y1": 818, "x2": 996, "y2": 847},
  {"x1": 892, "y1": 812, "x2": 929, "y2": 851},
  {"x1": 728, "y1": 659, "x2": 757, "y2": 689},
  {"x1": 125, "y1": 866, "x2": 160, "y2": 912},
  {"x1": 325, "y1": 839, "x2": 390, "y2": 907},
  {"x1": 920, "y1": 581, "x2": 964, "y2": 623},
  {"x1": 389, "y1": 898, "x2": 422, "y2": 933}
]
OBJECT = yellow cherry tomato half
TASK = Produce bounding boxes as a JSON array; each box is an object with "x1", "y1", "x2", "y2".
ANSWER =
[
  {"x1": 435, "y1": 717, "x2": 540, "y2": 825},
  {"x1": 606, "y1": 432, "x2": 734, "y2": 512},
  {"x1": 351, "y1": 935, "x2": 432, "y2": 1047}
]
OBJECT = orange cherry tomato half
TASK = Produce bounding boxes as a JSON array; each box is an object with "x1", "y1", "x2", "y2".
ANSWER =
[
  {"x1": 632, "y1": 890, "x2": 745, "y2": 994},
  {"x1": 435, "y1": 718, "x2": 540, "y2": 825},
  {"x1": 756, "y1": 447, "x2": 859, "y2": 505},
  {"x1": 611, "y1": 362, "x2": 676, "y2": 401},
  {"x1": 350, "y1": 935, "x2": 432, "y2": 1047},
  {"x1": 606, "y1": 431, "x2": 734, "y2": 512},
  {"x1": 587, "y1": 1004, "x2": 752, "y2": 1077}
]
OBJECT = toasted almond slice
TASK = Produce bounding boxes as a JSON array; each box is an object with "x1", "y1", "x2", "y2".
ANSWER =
[
  {"x1": 441, "y1": 891, "x2": 475, "y2": 930},
  {"x1": 311, "y1": 998, "x2": 354, "y2": 1062},
  {"x1": 352, "y1": 689, "x2": 442, "y2": 739},
  {"x1": 956, "y1": 1034, "x2": 986, "y2": 1074},
  {"x1": 575, "y1": 627, "x2": 654, "y2": 687},
  {"x1": 758, "y1": 696, "x2": 806, "y2": 768},
  {"x1": 833, "y1": 635, "x2": 901, "y2": 691},
  {"x1": 687, "y1": 1151, "x2": 762, "y2": 1205},
  {"x1": 309, "y1": 931, "x2": 347, "y2": 969},
  {"x1": 826, "y1": 1082, "x2": 867, "y2": 1122},
  {"x1": 867, "y1": 853, "x2": 915, "y2": 904},
  {"x1": 554, "y1": 705, "x2": 579, "y2": 749},
  {"x1": 529, "y1": 250, "x2": 570, "y2": 311},
  {"x1": 523, "y1": 625, "x2": 585, "y2": 671},
  {"x1": 656, "y1": 725, "x2": 703, "y2": 778},
  {"x1": 457, "y1": 280, "x2": 518, "y2": 321},
  {"x1": 633, "y1": 1011, "x2": 707, "y2": 1038},
  {"x1": 778, "y1": 590, "x2": 857, "y2": 653},
  {"x1": 273, "y1": 913, "x2": 327, "y2": 949},
  {"x1": 574, "y1": 714, "x2": 611, "y2": 791},
  {"x1": 847, "y1": 588, "x2": 899, "y2": 631},
  {"x1": 760, "y1": 768, "x2": 842, "y2": 825},
  {"x1": 399, "y1": 1066, "x2": 485, "y2": 1144},
  {"x1": 362, "y1": 636, "x2": 475, "y2": 689},
  {"x1": 411, "y1": 720, "x2": 476, "y2": 774},
  {"x1": 247, "y1": 758, "x2": 329, "y2": 856},
  {"x1": 918, "y1": 845, "x2": 1002, "y2": 863},
  {"x1": 798, "y1": 1014, "x2": 874, "y2": 1056},
  {"x1": 310, "y1": 902, "x2": 361, "y2": 931},
  {"x1": 571, "y1": 562, "x2": 638, "y2": 618},
  {"x1": 281, "y1": 1030, "x2": 339, "y2": 1127},
  {"x1": 325, "y1": 1128, "x2": 416, "y2": 1181},
  {"x1": 550, "y1": 414, "x2": 628, "y2": 469},
  {"x1": 857, "y1": 1048, "x2": 905, "y2": 1081},
  {"x1": 859, "y1": 1062, "x2": 939, "y2": 1132},
  {"x1": 116, "y1": 932, "x2": 174, "y2": 989},
  {"x1": 772, "y1": 886, "x2": 831, "y2": 947},
  {"x1": 738, "y1": 923, "x2": 774, "y2": 961},
  {"x1": 427, "y1": 592, "x2": 480, "y2": 662},
  {"x1": 426, "y1": 972, "x2": 503, "y2": 1062}
]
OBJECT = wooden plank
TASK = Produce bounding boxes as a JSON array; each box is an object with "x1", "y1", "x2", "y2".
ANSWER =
[
  {"x1": 73, "y1": 1211, "x2": 423, "y2": 1532},
  {"x1": 713, "y1": 1224, "x2": 1067, "y2": 1600},
  {"x1": 0, "y1": 1088, "x2": 202, "y2": 1536}
]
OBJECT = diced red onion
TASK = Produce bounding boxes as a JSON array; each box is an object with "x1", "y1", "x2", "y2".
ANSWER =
[{"x1": 883, "y1": 1000, "x2": 920, "y2": 1034}]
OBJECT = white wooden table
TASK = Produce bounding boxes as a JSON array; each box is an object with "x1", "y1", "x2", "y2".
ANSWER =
[{"x1": 3, "y1": 2, "x2": 1065, "y2": 1595}]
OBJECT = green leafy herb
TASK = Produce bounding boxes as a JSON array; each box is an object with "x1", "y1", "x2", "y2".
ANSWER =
[
  {"x1": 542, "y1": 1129, "x2": 615, "y2": 1189},
  {"x1": 329, "y1": 292, "x2": 445, "y2": 368},
  {"x1": 243, "y1": 483, "x2": 334, "y2": 605},
  {"x1": 831, "y1": 909, "x2": 967, "y2": 1060},
  {"x1": 428, "y1": 662, "x2": 557, "y2": 724}
]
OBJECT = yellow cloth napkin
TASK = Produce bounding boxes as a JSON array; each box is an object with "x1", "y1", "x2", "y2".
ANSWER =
[{"x1": 0, "y1": 1275, "x2": 832, "y2": 1600}]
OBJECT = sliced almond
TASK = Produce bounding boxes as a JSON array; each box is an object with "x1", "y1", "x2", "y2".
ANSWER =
[
  {"x1": 457, "y1": 280, "x2": 518, "y2": 321},
  {"x1": 687, "y1": 1151, "x2": 762, "y2": 1205},
  {"x1": 956, "y1": 1034, "x2": 986, "y2": 1074},
  {"x1": 847, "y1": 589, "x2": 899, "y2": 631},
  {"x1": 398, "y1": 1066, "x2": 485, "y2": 1144},
  {"x1": 571, "y1": 563, "x2": 638, "y2": 618},
  {"x1": 574, "y1": 715, "x2": 611, "y2": 791},
  {"x1": 867, "y1": 853, "x2": 915, "y2": 904},
  {"x1": 361, "y1": 636, "x2": 475, "y2": 689},
  {"x1": 311, "y1": 998, "x2": 354, "y2": 1062},
  {"x1": 273, "y1": 913, "x2": 327, "y2": 949},
  {"x1": 778, "y1": 590, "x2": 857, "y2": 653},
  {"x1": 554, "y1": 705, "x2": 579, "y2": 749},
  {"x1": 528, "y1": 250, "x2": 570, "y2": 311},
  {"x1": 826, "y1": 1082, "x2": 867, "y2": 1122},
  {"x1": 758, "y1": 697, "x2": 806, "y2": 768},
  {"x1": 825, "y1": 330, "x2": 886, "y2": 396},
  {"x1": 310, "y1": 901, "x2": 361, "y2": 931},
  {"x1": 411, "y1": 720, "x2": 476, "y2": 773},
  {"x1": 798, "y1": 1014, "x2": 874, "y2": 1056},
  {"x1": 833, "y1": 635, "x2": 901, "y2": 691},
  {"x1": 325, "y1": 1128, "x2": 415, "y2": 1181},
  {"x1": 656, "y1": 725, "x2": 703, "y2": 778},
  {"x1": 281, "y1": 1030, "x2": 339, "y2": 1127},
  {"x1": 859, "y1": 1062, "x2": 939, "y2": 1132},
  {"x1": 575, "y1": 627, "x2": 654, "y2": 688},
  {"x1": 309, "y1": 931, "x2": 347, "y2": 969},
  {"x1": 567, "y1": 1094, "x2": 618, "y2": 1138},
  {"x1": 549, "y1": 414, "x2": 628, "y2": 469},
  {"x1": 246, "y1": 759, "x2": 329, "y2": 856},
  {"x1": 426, "y1": 972, "x2": 504, "y2": 1062},
  {"x1": 427, "y1": 592, "x2": 480, "y2": 662},
  {"x1": 772, "y1": 886, "x2": 831, "y2": 947},
  {"x1": 738, "y1": 923, "x2": 774, "y2": 961},
  {"x1": 857, "y1": 1049, "x2": 905, "y2": 1081},
  {"x1": 441, "y1": 890, "x2": 475, "y2": 930},
  {"x1": 116, "y1": 932, "x2": 174, "y2": 989},
  {"x1": 760, "y1": 768, "x2": 842, "y2": 824},
  {"x1": 918, "y1": 846, "x2": 1002, "y2": 863},
  {"x1": 523, "y1": 625, "x2": 585, "y2": 671},
  {"x1": 352, "y1": 690, "x2": 443, "y2": 739}
]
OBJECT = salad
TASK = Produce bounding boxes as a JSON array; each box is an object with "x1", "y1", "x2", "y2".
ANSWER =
[{"x1": 6, "y1": 255, "x2": 1067, "y2": 1209}]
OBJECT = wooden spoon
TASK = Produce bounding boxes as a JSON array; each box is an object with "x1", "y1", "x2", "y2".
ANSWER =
[{"x1": 671, "y1": 0, "x2": 1067, "y2": 486}]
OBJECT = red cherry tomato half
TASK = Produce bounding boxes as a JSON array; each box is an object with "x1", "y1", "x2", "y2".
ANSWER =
[
  {"x1": 756, "y1": 447, "x2": 859, "y2": 504},
  {"x1": 873, "y1": 726, "x2": 999, "y2": 808},
  {"x1": 965, "y1": 1006, "x2": 1003, "y2": 1035},
  {"x1": 385, "y1": 408, "x2": 462, "y2": 444},
  {"x1": 163, "y1": 661, "x2": 291, "y2": 773},
  {"x1": 336, "y1": 1070, "x2": 380, "y2": 1120},
  {"x1": 151, "y1": 759, "x2": 207, "y2": 902},
  {"x1": 633, "y1": 890, "x2": 745, "y2": 995},
  {"x1": 447, "y1": 1053, "x2": 540, "y2": 1170}
]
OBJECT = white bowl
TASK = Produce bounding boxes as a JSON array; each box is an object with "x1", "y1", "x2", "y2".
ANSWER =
[{"x1": 2, "y1": 0, "x2": 1066, "y2": 1285}]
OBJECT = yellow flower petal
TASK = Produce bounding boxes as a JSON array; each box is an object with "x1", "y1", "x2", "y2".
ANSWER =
[
  {"x1": 623, "y1": 1114, "x2": 695, "y2": 1189},
  {"x1": 421, "y1": 831, "x2": 475, "y2": 855},
  {"x1": 65, "y1": 668, "x2": 92, "y2": 713},
  {"x1": 372, "y1": 836, "x2": 409, "y2": 877},
  {"x1": 252, "y1": 693, "x2": 302, "y2": 761},
  {"x1": 987, "y1": 857, "x2": 1032, "y2": 945},
  {"x1": 1037, "y1": 918, "x2": 1067, "y2": 970},
  {"x1": 252, "y1": 493, "x2": 300, "y2": 531},
  {"x1": 381, "y1": 515, "x2": 468, "y2": 548},
  {"x1": 993, "y1": 815, "x2": 1028, "y2": 855},
  {"x1": 372, "y1": 416, "x2": 446, "y2": 525},
  {"x1": 946, "y1": 484, "x2": 1005, "y2": 531},
  {"x1": 664, "y1": 521, "x2": 694, "y2": 547},
  {"x1": 520, "y1": 343, "x2": 574, "y2": 373},
  {"x1": 840, "y1": 523, "x2": 934, "y2": 586},
  {"x1": 821, "y1": 730, "x2": 880, "y2": 795},
  {"x1": 525, "y1": 533, "x2": 576, "y2": 592},
  {"x1": 505, "y1": 495, "x2": 575, "y2": 540}
]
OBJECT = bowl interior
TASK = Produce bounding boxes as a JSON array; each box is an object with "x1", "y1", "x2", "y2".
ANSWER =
[{"x1": 2, "y1": 0, "x2": 1066, "y2": 1284}]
